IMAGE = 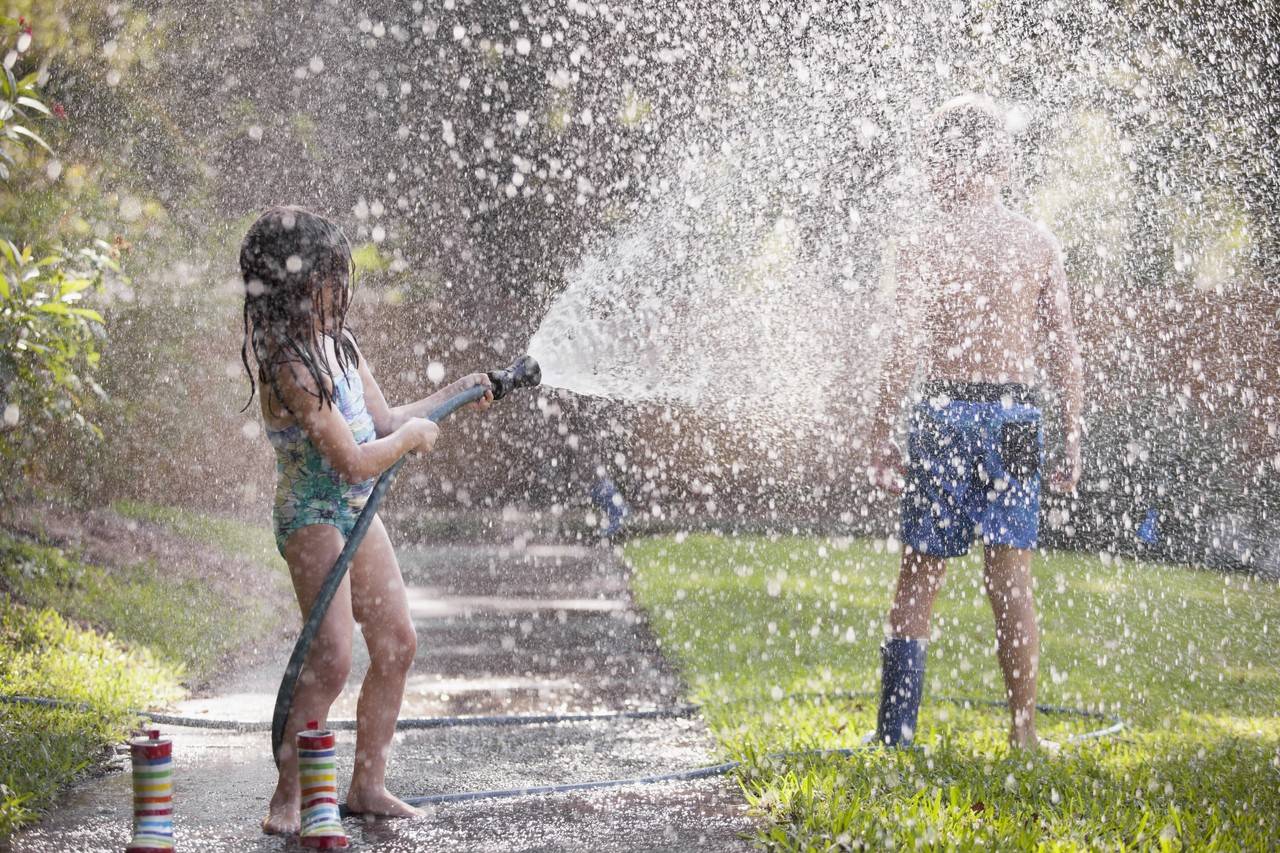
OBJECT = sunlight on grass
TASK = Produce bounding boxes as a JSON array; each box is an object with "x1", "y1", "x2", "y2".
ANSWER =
[
  {"x1": 0, "y1": 531, "x2": 268, "y2": 680},
  {"x1": 111, "y1": 499, "x2": 286, "y2": 575},
  {"x1": 0, "y1": 504, "x2": 288, "y2": 839},
  {"x1": 627, "y1": 534, "x2": 1280, "y2": 850},
  {"x1": 0, "y1": 597, "x2": 181, "y2": 835}
]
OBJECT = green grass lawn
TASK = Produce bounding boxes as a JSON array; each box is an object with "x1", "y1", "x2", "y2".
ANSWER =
[
  {"x1": 0, "y1": 504, "x2": 285, "y2": 837},
  {"x1": 626, "y1": 534, "x2": 1280, "y2": 850},
  {"x1": 0, "y1": 597, "x2": 181, "y2": 835},
  {"x1": 112, "y1": 499, "x2": 286, "y2": 574},
  {"x1": 0, "y1": 530, "x2": 274, "y2": 680}
]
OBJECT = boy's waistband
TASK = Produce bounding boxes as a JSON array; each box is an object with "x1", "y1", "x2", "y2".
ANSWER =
[{"x1": 921, "y1": 380, "x2": 1039, "y2": 406}]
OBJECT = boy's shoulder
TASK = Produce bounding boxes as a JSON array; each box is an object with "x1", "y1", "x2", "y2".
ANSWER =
[
  {"x1": 1019, "y1": 211, "x2": 1063, "y2": 252},
  {"x1": 1001, "y1": 209, "x2": 1064, "y2": 268}
]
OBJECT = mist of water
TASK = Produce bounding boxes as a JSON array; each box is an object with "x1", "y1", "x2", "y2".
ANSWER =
[
  {"x1": 525, "y1": 42, "x2": 1062, "y2": 444},
  {"x1": 518, "y1": 0, "x2": 1279, "y2": 567},
  {"x1": 526, "y1": 84, "x2": 899, "y2": 444}
]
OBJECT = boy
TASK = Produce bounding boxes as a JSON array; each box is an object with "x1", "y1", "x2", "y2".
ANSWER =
[{"x1": 867, "y1": 95, "x2": 1083, "y2": 750}]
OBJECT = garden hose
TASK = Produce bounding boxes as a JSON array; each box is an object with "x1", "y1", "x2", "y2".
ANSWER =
[{"x1": 0, "y1": 690, "x2": 1124, "y2": 814}]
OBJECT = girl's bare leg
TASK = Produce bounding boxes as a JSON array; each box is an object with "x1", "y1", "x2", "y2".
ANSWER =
[
  {"x1": 344, "y1": 515, "x2": 423, "y2": 818},
  {"x1": 263, "y1": 526, "x2": 355, "y2": 835},
  {"x1": 982, "y1": 544, "x2": 1041, "y2": 748},
  {"x1": 889, "y1": 549, "x2": 948, "y2": 638}
]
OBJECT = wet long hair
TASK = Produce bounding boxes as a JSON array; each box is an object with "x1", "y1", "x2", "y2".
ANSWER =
[{"x1": 239, "y1": 206, "x2": 358, "y2": 415}]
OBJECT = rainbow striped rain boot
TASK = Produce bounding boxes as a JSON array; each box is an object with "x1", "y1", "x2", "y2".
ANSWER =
[
  {"x1": 125, "y1": 729, "x2": 174, "y2": 853},
  {"x1": 298, "y1": 722, "x2": 348, "y2": 849}
]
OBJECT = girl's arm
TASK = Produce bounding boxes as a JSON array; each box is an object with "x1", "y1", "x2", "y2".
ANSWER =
[
  {"x1": 274, "y1": 361, "x2": 438, "y2": 483},
  {"x1": 354, "y1": 346, "x2": 493, "y2": 437}
]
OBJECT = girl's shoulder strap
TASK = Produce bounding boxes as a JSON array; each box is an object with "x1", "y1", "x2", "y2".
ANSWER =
[{"x1": 337, "y1": 327, "x2": 362, "y2": 368}]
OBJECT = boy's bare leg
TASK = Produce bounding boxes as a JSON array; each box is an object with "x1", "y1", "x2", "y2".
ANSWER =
[
  {"x1": 345, "y1": 515, "x2": 423, "y2": 818},
  {"x1": 264, "y1": 526, "x2": 355, "y2": 835},
  {"x1": 889, "y1": 549, "x2": 948, "y2": 637},
  {"x1": 872, "y1": 548, "x2": 947, "y2": 745},
  {"x1": 982, "y1": 544, "x2": 1041, "y2": 748}
]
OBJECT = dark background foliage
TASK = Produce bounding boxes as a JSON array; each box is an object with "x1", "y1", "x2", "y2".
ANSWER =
[{"x1": 3, "y1": 0, "x2": 1277, "y2": 569}]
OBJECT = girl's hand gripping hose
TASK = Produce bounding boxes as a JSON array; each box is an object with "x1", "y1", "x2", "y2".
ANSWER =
[{"x1": 271, "y1": 355, "x2": 541, "y2": 763}]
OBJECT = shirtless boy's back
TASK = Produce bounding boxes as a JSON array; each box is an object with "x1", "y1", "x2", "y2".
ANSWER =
[{"x1": 865, "y1": 95, "x2": 1083, "y2": 750}]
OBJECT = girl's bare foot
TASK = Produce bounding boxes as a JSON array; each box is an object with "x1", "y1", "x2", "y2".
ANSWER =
[
  {"x1": 262, "y1": 782, "x2": 301, "y2": 835},
  {"x1": 345, "y1": 786, "x2": 425, "y2": 819}
]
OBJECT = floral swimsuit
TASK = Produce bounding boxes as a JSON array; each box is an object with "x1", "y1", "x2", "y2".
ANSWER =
[{"x1": 267, "y1": 369, "x2": 377, "y2": 556}]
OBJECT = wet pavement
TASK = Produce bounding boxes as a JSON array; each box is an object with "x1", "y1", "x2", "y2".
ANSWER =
[{"x1": 6, "y1": 540, "x2": 754, "y2": 852}]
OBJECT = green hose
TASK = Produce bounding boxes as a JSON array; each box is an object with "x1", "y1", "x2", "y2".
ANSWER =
[{"x1": 270, "y1": 383, "x2": 489, "y2": 765}]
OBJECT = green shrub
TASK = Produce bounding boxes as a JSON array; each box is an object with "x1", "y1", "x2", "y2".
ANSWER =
[
  {"x1": 0, "y1": 595, "x2": 180, "y2": 835},
  {"x1": 0, "y1": 20, "x2": 122, "y2": 465}
]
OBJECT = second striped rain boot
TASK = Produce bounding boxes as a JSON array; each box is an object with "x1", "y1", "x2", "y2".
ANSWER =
[
  {"x1": 125, "y1": 729, "x2": 174, "y2": 853},
  {"x1": 297, "y1": 722, "x2": 348, "y2": 849}
]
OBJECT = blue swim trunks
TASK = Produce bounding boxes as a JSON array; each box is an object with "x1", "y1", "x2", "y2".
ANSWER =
[{"x1": 901, "y1": 381, "x2": 1044, "y2": 558}]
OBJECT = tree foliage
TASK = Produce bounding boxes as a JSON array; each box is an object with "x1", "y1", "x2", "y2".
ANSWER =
[{"x1": 0, "y1": 19, "x2": 120, "y2": 462}]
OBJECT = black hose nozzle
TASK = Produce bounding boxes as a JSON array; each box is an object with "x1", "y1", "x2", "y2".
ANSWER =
[{"x1": 487, "y1": 354, "x2": 541, "y2": 400}]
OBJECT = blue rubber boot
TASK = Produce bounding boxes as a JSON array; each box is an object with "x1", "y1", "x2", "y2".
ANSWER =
[
  {"x1": 590, "y1": 478, "x2": 628, "y2": 538},
  {"x1": 874, "y1": 637, "x2": 927, "y2": 747}
]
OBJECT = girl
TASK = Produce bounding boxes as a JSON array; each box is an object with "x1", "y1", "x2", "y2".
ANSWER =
[{"x1": 239, "y1": 207, "x2": 493, "y2": 833}]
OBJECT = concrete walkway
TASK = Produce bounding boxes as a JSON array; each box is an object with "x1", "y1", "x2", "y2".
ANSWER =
[{"x1": 6, "y1": 540, "x2": 753, "y2": 851}]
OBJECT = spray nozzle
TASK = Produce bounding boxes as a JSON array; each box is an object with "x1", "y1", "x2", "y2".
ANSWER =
[{"x1": 487, "y1": 354, "x2": 541, "y2": 401}]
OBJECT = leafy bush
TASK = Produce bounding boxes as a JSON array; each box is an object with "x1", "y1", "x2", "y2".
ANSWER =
[
  {"x1": 0, "y1": 23, "x2": 51, "y2": 177},
  {"x1": 0, "y1": 241, "x2": 116, "y2": 440},
  {"x1": 0, "y1": 19, "x2": 121, "y2": 463}
]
